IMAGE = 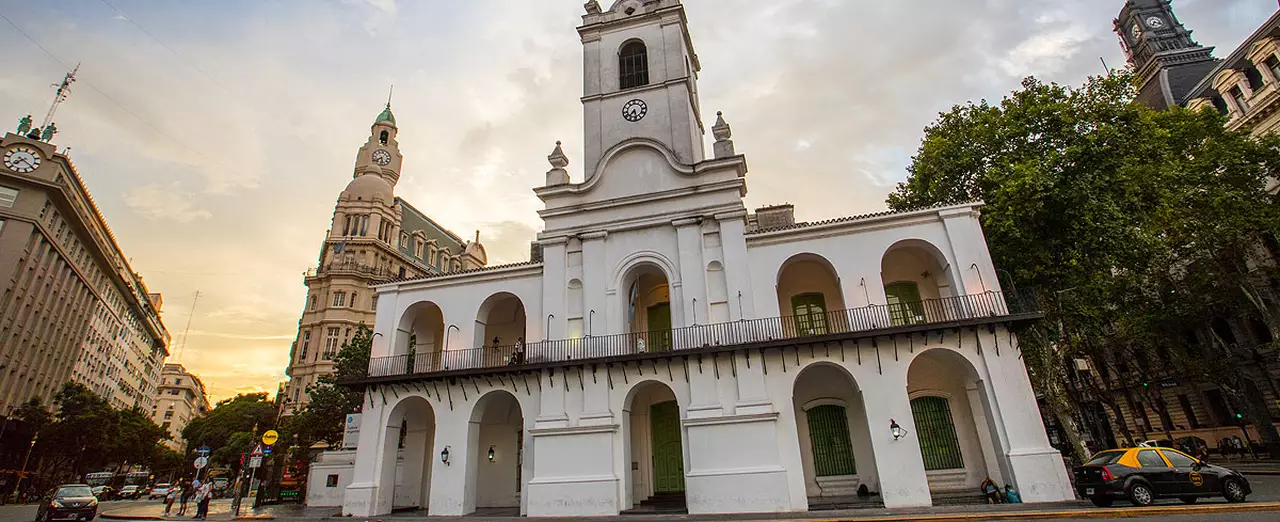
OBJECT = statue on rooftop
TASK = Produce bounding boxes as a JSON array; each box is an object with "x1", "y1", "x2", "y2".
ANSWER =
[
  {"x1": 40, "y1": 122, "x2": 58, "y2": 142},
  {"x1": 16, "y1": 114, "x2": 32, "y2": 135}
]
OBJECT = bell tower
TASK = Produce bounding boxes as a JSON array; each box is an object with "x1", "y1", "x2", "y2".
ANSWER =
[
  {"x1": 1114, "y1": 0, "x2": 1217, "y2": 108},
  {"x1": 353, "y1": 103, "x2": 404, "y2": 187},
  {"x1": 578, "y1": 0, "x2": 705, "y2": 176}
]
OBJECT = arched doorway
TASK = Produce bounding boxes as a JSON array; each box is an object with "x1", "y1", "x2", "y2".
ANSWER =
[
  {"x1": 474, "y1": 293, "x2": 527, "y2": 367},
  {"x1": 881, "y1": 240, "x2": 957, "y2": 326},
  {"x1": 622, "y1": 264, "x2": 672, "y2": 352},
  {"x1": 905, "y1": 349, "x2": 1000, "y2": 493},
  {"x1": 624, "y1": 381, "x2": 685, "y2": 512},
  {"x1": 792, "y1": 363, "x2": 878, "y2": 503},
  {"x1": 776, "y1": 253, "x2": 847, "y2": 336},
  {"x1": 399, "y1": 301, "x2": 444, "y2": 373},
  {"x1": 377, "y1": 396, "x2": 435, "y2": 513},
  {"x1": 467, "y1": 391, "x2": 526, "y2": 515}
]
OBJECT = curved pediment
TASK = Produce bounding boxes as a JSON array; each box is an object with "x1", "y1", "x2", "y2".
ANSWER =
[{"x1": 544, "y1": 138, "x2": 697, "y2": 199}]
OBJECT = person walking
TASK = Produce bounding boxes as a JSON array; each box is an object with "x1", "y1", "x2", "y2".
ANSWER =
[
  {"x1": 194, "y1": 480, "x2": 213, "y2": 520},
  {"x1": 177, "y1": 479, "x2": 193, "y2": 516},
  {"x1": 163, "y1": 485, "x2": 179, "y2": 516}
]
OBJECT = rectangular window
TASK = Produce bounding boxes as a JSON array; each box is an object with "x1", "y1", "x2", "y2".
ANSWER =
[
  {"x1": 1177, "y1": 394, "x2": 1201, "y2": 429},
  {"x1": 326, "y1": 474, "x2": 339, "y2": 487},
  {"x1": 324, "y1": 327, "x2": 340, "y2": 359},
  {"x1": 0, "y1": 186, "x2": 18, "y2": 208},
  {"x1": 0, "y1": 218, "x2": 5, "y2": 234},
  {"x1": 332, "y1": 292, "x2": 346, "y2": 307},
  {"x1": 1230, "y1": 86, "x2": 1250, "y2": 112},
  {"x1": 351, "y1": 292, "x2": 358, "y2": 310},
  {"x1": 371, "y1": 296, "x2": 378, "y2": 311},
  {"x1": 309, "y1": 295, "x2": 317, "y2": 311},
  {"x1": 300, "y1": 330, "x2": 311, "y2": 360},
  {"x1": 1268, "y1": 56, "x2": 1280, "y2": 86},
  {"x1": 163, "y1": 410, "x2": 173, "y2": 419}
]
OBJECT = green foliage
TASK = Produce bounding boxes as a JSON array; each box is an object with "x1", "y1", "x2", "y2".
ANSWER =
[
  {"x1": 889, "y1": 70, "x2": 1280, "y2": 457},
  {"x1": 181, "y1": 392, "x2": 278, "y2": 470},
  {"x1": 11, "y1": 383, "x2": 174, "y2": 492},
  {"x1": 286, "y1": 324, "x2": 371, "y2": 448}
]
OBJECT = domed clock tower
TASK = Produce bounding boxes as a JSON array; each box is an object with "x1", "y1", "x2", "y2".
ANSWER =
[{"x1": 282, "y1": 104, "x2": 487, "y2": 413}]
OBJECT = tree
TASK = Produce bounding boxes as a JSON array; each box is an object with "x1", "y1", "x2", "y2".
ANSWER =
[
  {"x1": 287, "y1": 324, "x2": 371, "y2": 448},
  {"x1": 182, "y1": 393, "x2": 278, "y2": 472},
  {"x1": 888, "y1": 71, "x2": 1280, "y2": 460}
]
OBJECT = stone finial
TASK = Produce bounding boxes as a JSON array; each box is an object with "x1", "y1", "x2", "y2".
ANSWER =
[
  {"x1": 712, "y1": 111, "x2": 735, "y2": 158},
  {"x1": 546, "y1": 140, "x2": 570, "y2": 186},
  {"x1": 584, "y1": 0, "x2": 602, "y2": 14}
]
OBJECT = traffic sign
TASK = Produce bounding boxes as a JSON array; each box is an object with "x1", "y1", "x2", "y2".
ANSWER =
[
  {"x1": 264, "y1": 446, "x2": 273, "y2": 455},
  {"x1": 250, "y1": 444, "x2": 264, "y2": 457},
  {"x1": 196, "y1": 446, "x2": 212, "y2": 457},
  {"x1": 193, "y1": 456, "x2": 208, "y2": 469},
  {"x1": 248, "y1": 456, "x2": 263, "y2": 469},
  {"x1": 261, "y1": 430, "x2": 279, "y2": 446}
]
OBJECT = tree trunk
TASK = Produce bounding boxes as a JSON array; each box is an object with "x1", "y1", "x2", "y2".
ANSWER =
[{"x1": 1044, "y1": 384, "x2": 1090, "y2": 464}]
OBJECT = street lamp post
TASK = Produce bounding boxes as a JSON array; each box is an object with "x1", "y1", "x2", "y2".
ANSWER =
[{"x1": 11, "y1": 433, "x2": 37, "y2": 502}]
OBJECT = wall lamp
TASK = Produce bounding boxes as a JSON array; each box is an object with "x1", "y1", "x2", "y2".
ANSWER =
[
  {"x1": 488, "y1": 445, "x2": 496, "y2": 463},
  {"x1": 441, "y1": 445, "x2": 451, "y2": 465},
  {"x1": 890, "y1": 419, "x2": 908, "y2": 440}
]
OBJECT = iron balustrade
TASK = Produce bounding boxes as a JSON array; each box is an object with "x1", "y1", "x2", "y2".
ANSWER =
[{"x1": 363, "y1": 290, "x2": 1037, "y2": 378}]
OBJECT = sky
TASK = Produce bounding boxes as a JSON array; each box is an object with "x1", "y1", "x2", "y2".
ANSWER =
[{"x1": 0, "y1": 0, "x2": 1274, "y2": 403}]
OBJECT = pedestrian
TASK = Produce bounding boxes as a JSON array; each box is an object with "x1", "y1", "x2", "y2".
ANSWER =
[
  {"x1": 178, "y1": 480, "x2": 193, "y2": 515},
  {"x1": 980, "y1": 477, "x2": 1002, "y2": 504},
  {"x1": 1232, "y1": 436, "x2": 1244, "y2": 458},
  {"x1": 163, "y1": 485, "x2": 179, "y2": 516},
  {"x1": 194, "y1": 480, "x2": 213, "y2": 520}
]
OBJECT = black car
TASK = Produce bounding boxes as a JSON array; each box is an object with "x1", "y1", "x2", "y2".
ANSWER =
[
  {"x1": 34, "y1": 484, "x2": 99, "y2": 522},
  {"x1": 1073, "y1": 447, "x2": 1251, "y2": 507}
]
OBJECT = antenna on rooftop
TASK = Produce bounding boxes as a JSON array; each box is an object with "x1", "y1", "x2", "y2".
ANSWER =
[
  {"x1": 41, "y1": 63, "x2": 80, "y2": 129},
  {"x1": 175, "y1": 290, "x2": 201, "y2": 362},
  {"x1": 386, "y1": 85, "x2": 394, "y2": 107}
]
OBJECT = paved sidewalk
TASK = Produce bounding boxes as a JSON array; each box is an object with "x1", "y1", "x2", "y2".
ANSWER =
[
  {"x1": 100, "y1": 499, "x2": 337, "y2": 521},
  {"x1": 100, "y1": 499, "x2": 1280, "y2": 522}
]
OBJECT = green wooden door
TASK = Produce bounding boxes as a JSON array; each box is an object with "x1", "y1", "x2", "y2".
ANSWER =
[
  {"x1": 647, "y1": 302, "x2": 672, "y2": 352},
  {"x1": 910, "y1": 396, "x2": 965, "y2": 470},
  {"x1": 791, "y1": 293, "x2": 829, "y2": 335},
  {"x1": 885, "y1": 282, "x2": 924, "y2": 326},
  {"x1": 650, "y1": 400, "x2": 685, "y2": 493},
  {"x1": 806, "y1": 405, "x2": 856, "y2": 476}
]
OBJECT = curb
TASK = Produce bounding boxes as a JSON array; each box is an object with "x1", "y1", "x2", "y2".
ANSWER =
[
  {"x1": 791, "y1": 501, "x2": 1280, "y2": 522},
  {"x1": 1240, "y1": 470, "x2": 1280, "y2": 475},
  {"x1": 100, "y1": 513, "x2": 275, "y2": 521}
]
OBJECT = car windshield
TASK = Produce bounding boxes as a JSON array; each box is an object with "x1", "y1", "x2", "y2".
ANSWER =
[
  {"x1": 1085, "y1": 451, "x2": 1125, "y2": 465},
  {"x1": 58, "y1": 486, "x2": 94, "y2": 498}
]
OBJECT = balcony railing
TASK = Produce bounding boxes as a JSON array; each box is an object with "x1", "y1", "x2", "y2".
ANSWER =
[
  {"x1": 305, "y1": 261, "x2": 399, "y2": 280},
  {"x1": 362, "y1": 290, "x2": 1040, "y2": 379}
]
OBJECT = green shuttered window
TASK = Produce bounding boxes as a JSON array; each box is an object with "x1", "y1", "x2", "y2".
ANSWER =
[
  {"x1": 910, "y1": 396, "x2": 964, "y2": 470},
  {"x1": 806, "y1": 404, "x2": 856, "y2": 476}
]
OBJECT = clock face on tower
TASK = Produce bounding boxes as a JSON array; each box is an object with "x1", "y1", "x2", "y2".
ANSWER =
[
  {"x1": 1145, "y1": 16, "x2": 1164, "y2": 29},
  {"x1": 371, "y1": 149, "x2": 392, "y2": 166},
  {"x1": 622, "y1": 99, "x2": 648, "y2": 122},
  {"x1": 3, "y1": 145, "x2": 40, "y2": 173},
  {"x1": 1131, "y1": 23, "x2": 1142, "y2": 39}
]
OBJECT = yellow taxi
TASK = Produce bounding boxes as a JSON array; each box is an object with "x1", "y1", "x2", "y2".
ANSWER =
[{"x1": 1073, "y1": 446, "x2": 1251, "y2": 507}]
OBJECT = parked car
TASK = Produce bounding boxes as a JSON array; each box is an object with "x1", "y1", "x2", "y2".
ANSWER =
[
  {"x1": 88, "y1": 486, "x2": 113, "y2": 501},
  {"x1": 34, "y1": 484, "x2": 98, "y2": 522},
  {"x1": 147, "y1": 483, "x2": 171, "y2": 500},
  {"x1": 117, "y1": 485, "x2": 140, "y2": 500},
  {"x1": 1074, "y1": 447, "x2": 1251, "y2": 507}
]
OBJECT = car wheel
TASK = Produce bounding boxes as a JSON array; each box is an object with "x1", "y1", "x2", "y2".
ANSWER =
[
  {"x1": 1179, "y1": 496, "x2": 1198, "y2": 504},
  {"x1": 1223, "y1": 478, "x2": 1247, "y2": 503},
  {"x1": 1127, "y1": 482, "x2": 1155, "y2": 507},
  {"x1": 1090, "y1": 496, "x2": 1114, "y2": 507}
]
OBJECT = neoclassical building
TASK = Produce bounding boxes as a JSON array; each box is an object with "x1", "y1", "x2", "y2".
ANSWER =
[
  {"x1": 339, "y1": 0, "x2": 1072, "y2": 516},
  {"x1": 282, "y1": 103, "x2": 486, "y2": 412}
]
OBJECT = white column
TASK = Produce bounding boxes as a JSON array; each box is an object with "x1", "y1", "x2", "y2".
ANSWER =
[
  {"x1": 715, "y1": 211, "x2": 753, "y2": 320},
  {"x1": 536, "y1": 369, "x2": 569, "y2": 428},
  {"x1": 581, "y1": 232, "x2": 608, "y2": 336},
  {"x1": 859, "y1": 351, "x2": 931, "y2": 509},
  {"x1": 343, "y1": 390, "x2": 389, "y2": 516},
  {"x1": 374, "y1": 290, "x2": 400, "y2": 358},
  {"x1": 734, "y1": 350, "x2": 771, "y2": 414},
  {"x1": 674, "y1": 218, "x2": 706, "y2": 326},
  {"x1": 541, "y1": 237, "x2": 568, "y2": 341}
]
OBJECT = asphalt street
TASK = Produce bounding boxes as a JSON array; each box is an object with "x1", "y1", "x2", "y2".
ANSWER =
[{"x1": 1, "y1": 475, "x2": 1279, "y2": 522}]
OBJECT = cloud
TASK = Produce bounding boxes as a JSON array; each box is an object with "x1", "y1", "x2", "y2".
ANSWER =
[{"x1": 123, "y1": 182, "x2": 212, "y2": 223}]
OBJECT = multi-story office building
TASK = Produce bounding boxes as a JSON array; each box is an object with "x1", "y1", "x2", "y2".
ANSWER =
[
  {"x1": 0, "y1": 127, "x2": 169, "y2": 412},
  {"x1": 151, "y1": 363, "x2": 211, "y2": 451}
]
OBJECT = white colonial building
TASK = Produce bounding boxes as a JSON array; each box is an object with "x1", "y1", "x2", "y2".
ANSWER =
[{"x1": 339, "y1": 0, "x2": 1073, "y2": 517}]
